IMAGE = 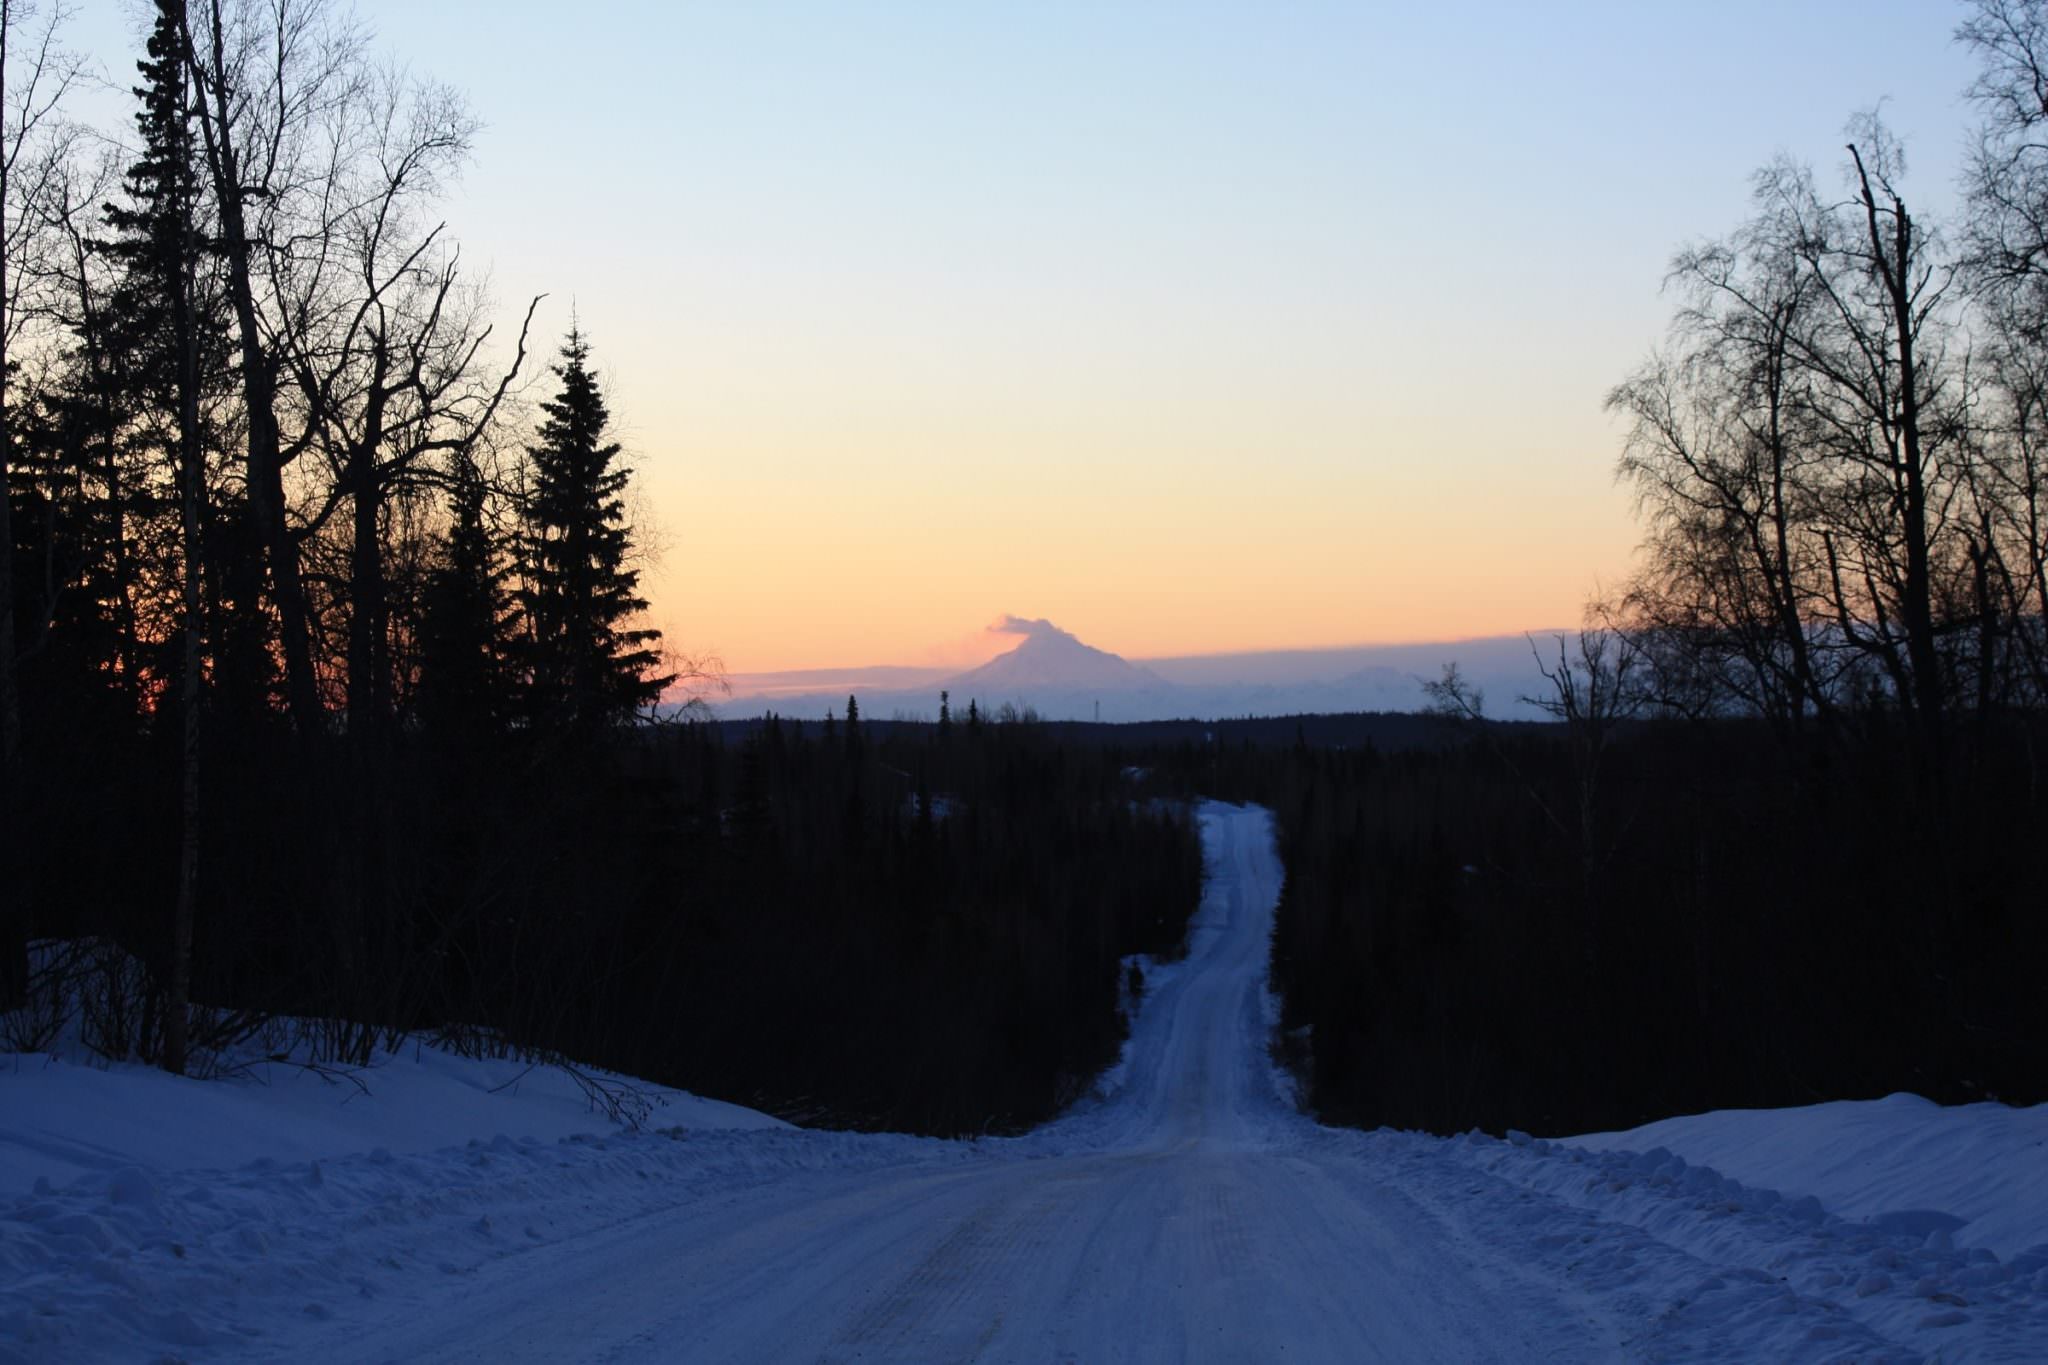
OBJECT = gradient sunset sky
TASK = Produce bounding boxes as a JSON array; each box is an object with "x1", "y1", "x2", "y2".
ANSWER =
[{"x1": 86, "y1": 2, "x2": 1983, "y2": 672}]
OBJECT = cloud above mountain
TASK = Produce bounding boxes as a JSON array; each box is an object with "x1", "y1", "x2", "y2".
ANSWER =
[{"x1": 988, "y1": 615, "x2": 1068, "y2": 641}]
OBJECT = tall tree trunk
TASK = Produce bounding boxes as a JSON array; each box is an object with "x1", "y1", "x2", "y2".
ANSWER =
[
  {"x1": 2023, "y1": 405, "x2": 2048, "y2": 704},
  {"x1": 0, "y1": 375, "x2": 14, "y2": 774},
  {"x1": 166, "y1": 0, "x2": 204, "y2": 1077},
  {"x1": 346, "y1": 340, "x2": 389, "y2": 738},
  {"x1": 0, "y1": 0, "x2": 22, "y2": 776},
  {"x1": 1851, "y1": 147, "x2": 1944, "y2": 762},
  {"x1": 186, "y1": 1, "x2": 320, "y2": 736},
  {"x1": 167, "y1": 320, "x2": 202, "y2": 1077},
  {"x1": 0, "y1": 0, "x2": 23, "y2": 1017},
  {"x1": 1763, "y1": 315, "x2": 1820, "y2": 735}
]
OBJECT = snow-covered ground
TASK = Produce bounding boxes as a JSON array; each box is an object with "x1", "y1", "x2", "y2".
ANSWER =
[
  {"x1": 4, "y1": 803, "x2": 2044, "y2": 1361},
  {"x1": 0, "y1": 1039, "x2": 784, "y2": 1201},
  {"x1": 1569, "y1": 1095, "x2": 2048, "y2": 1262}
]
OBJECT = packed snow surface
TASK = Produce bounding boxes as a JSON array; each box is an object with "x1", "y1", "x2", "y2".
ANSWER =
[
  {"x1": 1569, "y1": 1094, "x2": 2048, "y2": 1261},
  {"x1": 4, "y1": 803, "x2": 2045, "y2": 1361}
]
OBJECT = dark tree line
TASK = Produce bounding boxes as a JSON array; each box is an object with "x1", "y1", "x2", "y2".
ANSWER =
[
  {"x1": 1, "y1": 3, "x2": 1205, "y2": 1134},
  {"x1": 507, "y1": 713, "x2": 1201, "y2": 1133},
  {"x1": 10, "y1": 694, "x2": 1200, "y2": 1133},
  {"x1": 1208, "y1": 4, "x2": 2048, "y2": 1137},
  {"x1": 1, "y1": 3, "x2": 659, "y2": 953},
  {"x1": 1213, "y1": 717, "x2": 2046, "y2": 1137}
]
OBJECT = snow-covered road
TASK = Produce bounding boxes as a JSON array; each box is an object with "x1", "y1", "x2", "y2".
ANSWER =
[
  {"x1": 307, "y1": 803, "x2": 1575, "y2": 1364},
  {"x1": 6, "y1": 802, "x2": 2044, "y2": 1361}
]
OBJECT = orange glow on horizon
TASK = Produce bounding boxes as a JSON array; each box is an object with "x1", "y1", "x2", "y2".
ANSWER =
[{"x1": 627, "y1": 383, "x2": 1642, "y2": 677}]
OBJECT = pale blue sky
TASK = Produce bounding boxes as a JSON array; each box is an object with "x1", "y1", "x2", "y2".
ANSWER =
[{"x1": 75, "y1": 2, "x2": 1983, "y2": 668}]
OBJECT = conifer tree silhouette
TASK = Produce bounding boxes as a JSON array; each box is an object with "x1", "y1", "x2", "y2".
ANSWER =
[
  {"x1": 97, "y1": 9, "x2": 274, "y2": 717},
  {"x1": 516, "y1": 329, "x2": 671, "y2": 730},
  {"x1": 99, "y1": 0, "x2": 210, "y2": 1074}
]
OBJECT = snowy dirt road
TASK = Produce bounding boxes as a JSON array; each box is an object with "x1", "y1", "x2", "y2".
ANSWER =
[
  {"x1": 302, "y1": 804, "x2": 1580, "y2": 1364},
  {"x1": 7, "y1": 803, "x2": 2044, "y2": 1362}
]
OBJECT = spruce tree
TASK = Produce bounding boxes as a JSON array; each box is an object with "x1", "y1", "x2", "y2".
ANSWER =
[
  {"x1": 97, "y1": 0, "x2": 257, "y2": 715},
  {"x1": 100, "y1": 0, "x2": 201, "y2": 403},
  {"x1": 98, "y1": 0, "x2": 210, "y2": 1073},
  {"x1": 418, "y1": 450, "x2": 511, "y2": 738},
  {"x1": 516, "y1": 329, "x2": 671, "y2": 730}
]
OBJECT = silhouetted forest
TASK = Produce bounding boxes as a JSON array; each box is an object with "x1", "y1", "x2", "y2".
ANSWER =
[
  {"x1": 10, "y1": 700, "x2": 1200, "y2": 1133},
  {"x1": 1168, "y1": 5, "x2": 2048, "y2": 1137},
  {"x1": 10, "y1": 0, "x2": 2048, "y2": 1146},
  {"x1": 1152, "y1": 710, "x2": 2048, "y2": 1137},
  {"x1": 0, "y1": 1, "x2": 1203, "y2": 1135}
]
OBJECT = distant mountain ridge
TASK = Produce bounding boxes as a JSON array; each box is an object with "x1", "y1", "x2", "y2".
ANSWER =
[
  {"x1": 702, "y1": 619, "x2": 1573, "y2": 723},
  {"x1": 944, "y1": 620, "x2": 1166, "y2": 694}
]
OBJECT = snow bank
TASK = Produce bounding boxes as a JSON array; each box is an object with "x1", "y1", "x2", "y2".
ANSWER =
[
  {"x1": 1333, "y1": 1123, "x2": 2048, "y2": 1361},
  {"x1": 0, "y1": 1115, "x2": 955, "y2": 1363},
  {"x1": 1, "y1": 1041, "x2": 784, "y2": 1198},
  {"x1": 1566, "y1": 1093, "x2": 2048, "y2": 1259},
  {"x1": 0, "y1": 1040, "x2": 903, "y2": 1362}
]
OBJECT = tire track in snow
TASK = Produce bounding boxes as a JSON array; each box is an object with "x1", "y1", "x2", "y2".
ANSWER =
[{"x1": 818, "y1": 1168, "x2": 1075, "y2": 1359}]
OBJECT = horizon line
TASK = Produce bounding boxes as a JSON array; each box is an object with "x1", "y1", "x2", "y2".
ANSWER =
[{"x1": 718, "y1": 626, "x2": 1582, "y2": 684}]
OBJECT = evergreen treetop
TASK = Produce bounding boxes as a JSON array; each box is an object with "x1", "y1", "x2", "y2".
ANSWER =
[
  {"x1": 517, "y1": 329, "x2": 672, "y2": 730},
  {"x1": 100, "y1": 0, "x2": 210, "y2": 402}
]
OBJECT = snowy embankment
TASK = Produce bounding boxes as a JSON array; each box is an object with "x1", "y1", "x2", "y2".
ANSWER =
[
  {"x1": 0, "y1": 1044, "x2": 951, "y2": 1362},
  {"x1": 1568, "y1": 1094, "x2": 2048, "y2": 1260},
  {"x1": 0, "y1": 1042, "x2": 784, "y2": 1199},
  {"x1": 4, "y1": 801, "x2": 2045, "y2": 1362},
  {"x1": 1332, "y1": 1125, "x2": 2048, "y2": 1360}
]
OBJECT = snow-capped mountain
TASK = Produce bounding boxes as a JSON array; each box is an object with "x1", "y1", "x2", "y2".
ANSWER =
[{"x1": 943, "y1": 617, "x2": 1166, "y2": 694}]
